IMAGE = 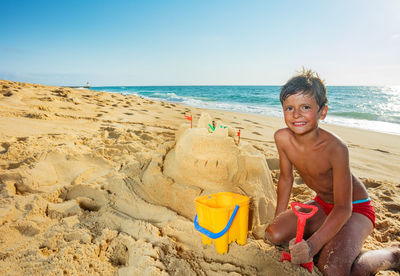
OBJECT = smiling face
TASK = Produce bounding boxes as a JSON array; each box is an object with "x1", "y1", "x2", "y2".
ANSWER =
[{"x1": 282, "y1": 92, "x2": 328, "y2": 135}]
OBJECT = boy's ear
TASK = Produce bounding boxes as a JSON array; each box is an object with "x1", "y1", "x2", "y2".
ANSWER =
[{"x1": 320, "y1": 105, "x2": 328, "y2": 120}]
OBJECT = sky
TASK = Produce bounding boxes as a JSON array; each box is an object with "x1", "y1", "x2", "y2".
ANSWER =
[{"x1": 1, "y1": 0, "x2": 400, "y2": 86}]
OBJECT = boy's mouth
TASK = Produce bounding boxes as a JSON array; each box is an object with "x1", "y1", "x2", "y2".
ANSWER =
[{"x1": 293, "y1": 121, "x2": 307, "y2": 127}]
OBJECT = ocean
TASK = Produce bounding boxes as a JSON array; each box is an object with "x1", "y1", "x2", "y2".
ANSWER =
[{"x1": 89, "y1": 86, "x2": 400, "y2": 136}]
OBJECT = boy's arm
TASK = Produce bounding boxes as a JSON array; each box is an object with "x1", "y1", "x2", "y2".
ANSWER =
[
  {"x1": 274, "y1": 130, "x2": 294, "y2": 217},
  {"x1": 306, "y1": 143, "x2": 353, "y2": 257}
]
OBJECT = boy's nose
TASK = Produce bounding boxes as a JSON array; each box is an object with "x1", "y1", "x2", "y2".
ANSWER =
[{"x1": 293, "y1": 108, "x2": 301, "y2": 118}]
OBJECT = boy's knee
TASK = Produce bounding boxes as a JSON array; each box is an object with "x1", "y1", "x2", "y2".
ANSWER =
[{"x1": 264, "y1": 225, "x2": 287, "y2": 245}]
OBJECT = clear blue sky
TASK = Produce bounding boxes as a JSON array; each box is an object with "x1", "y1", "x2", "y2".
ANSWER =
[{"x1": 1, "y1": 0, "x2": 399, "y2": 86}]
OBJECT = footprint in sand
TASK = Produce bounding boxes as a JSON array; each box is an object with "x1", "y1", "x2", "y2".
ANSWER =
[
  {"x1": 14, "y1": 221, "x2": 40, "y2": 237},
  {"x1": 252, "y1": 131, "x2": 262, "y2": 136},
  {"x1": 252, "y1": 144, "x2": 263, "y2": 152},
  {"x1": 373, "y1": 148, "x2": 390, "y2": 154},
  {"x1": 17, "y1": 137, "x2": 29, "y2": 142},
  {"x1": 266, "y1": 158, "x2": 280, "y2": 170},
  {"x1": 375, "y1": 220, "x2": 390, "y2": 230},
  {"x1": 244, "y1": 119, "x2": 259, "y2": 125},
  {"x1": 76, "y1": 197, "x2": 102, "y2": 212},
  {"x1": 294, "y1": 177, "x2": 305, "y2": 185},
  {"x1": 1, "y1": 90, "x2": 13, "y2": 97},
  {"x1": 363, "y1": 179, "x2": 382, "y2": 189},
  {"x1": 159, "y1": 131, "x2": 174, "y2": 138},
  {"x1": 140, "y1": 133, "x2": 153, "y2": 141},
  {"x1": 0, "y1": 142, "x2": 10, "y2": 154},
  {"x1": 383, "y1": 202, "x2": 400, "y2": 213},
  {"x1": 379, "y1": 195, "x2": 393, "y2": 202},
  {"x1": 51, "y1": 89, "x2": 68, "y2": 98}
]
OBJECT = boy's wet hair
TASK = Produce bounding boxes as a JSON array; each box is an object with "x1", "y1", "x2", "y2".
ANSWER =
[{"x1": 280, "y1": 68, "x2": 328, "y2": 109}]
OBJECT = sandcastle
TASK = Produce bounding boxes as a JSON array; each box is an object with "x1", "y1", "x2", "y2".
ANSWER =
[{"x1": 138, "y1": 112, "x2": 277, "y2": 238}]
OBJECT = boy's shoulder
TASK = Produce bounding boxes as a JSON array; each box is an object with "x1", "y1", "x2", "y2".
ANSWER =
[
  {"x1": 321, "y1": 129, "x2": 349, "y2": 155},
  {"x1": 274, "y1": 127, "x2": 291, "y2": 137},
  {"x1": 273, "y1": 128, "x2": 295, "y2": 148},
  {"x1": 319, "y1": 128, "x2": 347, "y2": 146},
  {"x1": 274, "y1": 127, "x2": 347, "y2": 150},
  {"x1": 274, "y1": 127, "x2": 294, "y2": 141}
]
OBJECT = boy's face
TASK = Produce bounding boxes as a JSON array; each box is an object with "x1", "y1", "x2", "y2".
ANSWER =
[{"x1": 282, "y1": 92, "x2": 327, "y2": 135}]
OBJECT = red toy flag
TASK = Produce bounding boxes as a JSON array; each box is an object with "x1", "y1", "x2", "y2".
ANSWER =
[
  {"x1": 185, "y1": 115, "x2": 192, "y2": 128},
  {"x1": 237, "y1": 129, "x2": 241, "y2": 145}
]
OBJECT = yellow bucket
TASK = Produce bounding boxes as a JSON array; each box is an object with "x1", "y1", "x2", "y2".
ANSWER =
[{"x1": 194, "y1": 192, "x2": 250, "y2": 254}]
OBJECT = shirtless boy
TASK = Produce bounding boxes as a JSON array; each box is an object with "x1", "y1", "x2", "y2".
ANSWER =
[{"x1": 265, "y1": 69, "x2": 400, "y2": 275}]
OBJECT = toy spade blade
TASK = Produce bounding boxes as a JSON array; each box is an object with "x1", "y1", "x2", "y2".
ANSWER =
[
  {"x1": 281, "y1": 251, "x2": 314, "y2": 273},
  {"x1": 280, "y1": 202, "x2": 318, "y2": 273}
]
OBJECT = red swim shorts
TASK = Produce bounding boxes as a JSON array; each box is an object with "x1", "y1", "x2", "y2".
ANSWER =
[{"x1": 313, "y1": 196, "x2": 375, "y2": 228}]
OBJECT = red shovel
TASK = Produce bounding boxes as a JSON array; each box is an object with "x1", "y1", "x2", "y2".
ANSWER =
[{"x1": 281, "y1": 202, "x2": 318, "y2": 273}]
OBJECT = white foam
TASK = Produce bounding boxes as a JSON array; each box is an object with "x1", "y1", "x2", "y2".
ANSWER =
[{"x1": 325, "y1": 115, "x2": 400, "y2": 135}]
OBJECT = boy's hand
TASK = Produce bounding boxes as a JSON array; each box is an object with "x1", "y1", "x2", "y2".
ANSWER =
[{"x1": 289, "y1": 238, "x2": 313, "y2": 264}]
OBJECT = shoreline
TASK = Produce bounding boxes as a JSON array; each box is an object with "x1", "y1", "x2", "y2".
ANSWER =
[
  {"x1": 88, "y1": 86, "x2": 400, "y2": 137},
  {"x1": 1, "y1": 80, "x2": 399, "y2": 275}
]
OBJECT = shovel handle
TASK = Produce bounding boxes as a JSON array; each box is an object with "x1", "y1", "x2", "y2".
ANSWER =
[
  {"x1": 291, "y1": 202, "x2": 318, "y2": 243},
  {"x1": 291, "y1": 202, "x2": 318, "y2": 220}
]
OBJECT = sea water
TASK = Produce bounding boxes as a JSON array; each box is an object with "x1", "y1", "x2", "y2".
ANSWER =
[{"x1": 89, "y1": 85, "x2": 400, "y2": 136}]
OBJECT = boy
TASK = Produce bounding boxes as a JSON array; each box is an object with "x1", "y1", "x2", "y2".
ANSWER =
[{"x1": 265, "y1": 69, "x2": 400, "y2": 275}]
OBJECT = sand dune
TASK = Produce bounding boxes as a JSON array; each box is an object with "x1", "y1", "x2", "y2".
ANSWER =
[{"x1": 0, "y1": 80, "x2": 399, "y2": 275}]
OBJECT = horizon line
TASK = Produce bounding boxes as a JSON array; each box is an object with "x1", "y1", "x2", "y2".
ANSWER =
[{"x1": 1, "y1": 79, "x2": 397, "y2": 88}]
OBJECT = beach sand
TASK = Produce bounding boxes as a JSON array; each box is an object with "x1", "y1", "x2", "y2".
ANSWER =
[{"x1": 0, "y1": 80, "x2": 399, "y2": 275}]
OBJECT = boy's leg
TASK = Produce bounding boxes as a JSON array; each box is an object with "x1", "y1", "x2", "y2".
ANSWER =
[
  {"x1": 351, "y1": 244, "x2": 400, "y2": 275},
  {"x1": 265, "y1": 201, "x2": 326, "y2": 245},
  {"x1": 316, "y1": 213, "x2": 373, "y2": 276}
]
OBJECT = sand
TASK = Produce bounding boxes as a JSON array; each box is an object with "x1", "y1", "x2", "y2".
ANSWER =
[{"x1": 0, "y1": 80, "x2": 399, "y2": 276}]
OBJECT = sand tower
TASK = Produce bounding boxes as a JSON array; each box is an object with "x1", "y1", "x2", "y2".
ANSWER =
[{"x1": 138, "y1": 112, "x2": 276, "y2": 238}]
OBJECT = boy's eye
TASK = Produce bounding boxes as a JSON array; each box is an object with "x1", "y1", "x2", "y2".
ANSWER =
[
  {"x1": 284, "y1": 106, "x2": 293, "y2": 112},
  {"x1": 301, "y1": 105, "x2": 311, "y2": 111}
]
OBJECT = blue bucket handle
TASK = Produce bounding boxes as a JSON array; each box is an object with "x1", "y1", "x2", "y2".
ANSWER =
[{"x1": 194, "y1": 205, "x2": 239, "y2": 239}]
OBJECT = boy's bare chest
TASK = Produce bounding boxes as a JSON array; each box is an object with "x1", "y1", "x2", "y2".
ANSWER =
[{"x1": 286, "y1": 147, "x2": 332, "y2": 178}]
